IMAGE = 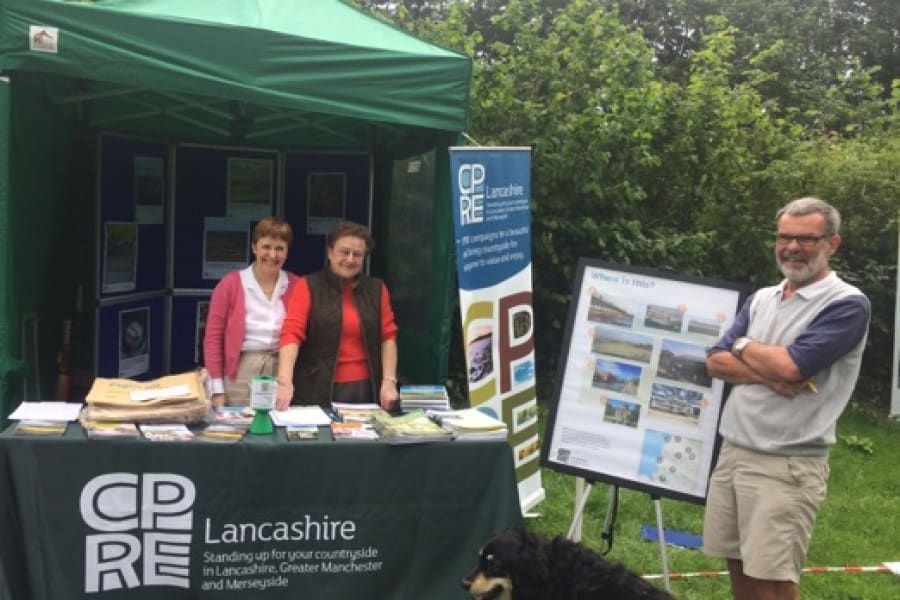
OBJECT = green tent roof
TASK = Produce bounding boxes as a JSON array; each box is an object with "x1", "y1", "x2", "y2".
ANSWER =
[{"x1": 0, "y1": 0, "x2": 471, "y2": 144}]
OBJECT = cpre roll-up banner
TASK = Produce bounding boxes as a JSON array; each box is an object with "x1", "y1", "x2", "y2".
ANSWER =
[
  {"x1": 449, "y1": 146, "x2": 544, "y2": 512},
  {"x1": 891, "y1": 215, "x2": 900, "y2": 417}
]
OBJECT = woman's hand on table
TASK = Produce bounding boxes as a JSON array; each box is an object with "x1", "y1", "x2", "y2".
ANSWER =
[
  {"x1": 275, "y1": 380, "x2": 293, "y2": 410},
  {"x1": 379, "y1": 379, "x2": 399, "y2": 412}
]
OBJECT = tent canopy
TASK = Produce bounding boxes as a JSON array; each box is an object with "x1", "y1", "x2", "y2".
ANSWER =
[
  {"x1": 0, "y1": 0, "x2": 471, "y2": 147},
  {"x1": 0, "y1": 0, "x2": 468, "y2": 420}
]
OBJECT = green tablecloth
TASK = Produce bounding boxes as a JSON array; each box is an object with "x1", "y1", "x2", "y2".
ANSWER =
[{"x1": 0, "y1": 425, "x2": 521, "y2": 600}]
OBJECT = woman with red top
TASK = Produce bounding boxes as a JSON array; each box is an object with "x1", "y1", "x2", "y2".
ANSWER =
[
  {"x1": 203, "y1": 217, "x2": 299, "y2": 407},
  {"x1": 275, "y1": 221, "x2": 399, "y2": 410}
]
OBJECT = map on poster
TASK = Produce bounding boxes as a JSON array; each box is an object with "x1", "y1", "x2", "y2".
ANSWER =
[{"x1": 542, "y1": 259, "x2": 744, "y2": 503}]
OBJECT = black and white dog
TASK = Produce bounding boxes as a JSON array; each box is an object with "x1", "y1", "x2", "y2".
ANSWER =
[{"x1": 462, "y1": 528, "x2": 675, "y2": 600}]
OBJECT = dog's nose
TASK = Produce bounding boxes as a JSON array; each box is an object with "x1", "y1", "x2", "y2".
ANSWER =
[{"x1": 460, "y1": 577, "x2": 472, "y2": 590}]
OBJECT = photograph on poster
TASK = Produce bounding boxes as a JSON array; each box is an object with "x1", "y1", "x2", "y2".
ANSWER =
[
  {"x1": 467, "y1": 323, "x2": 494, "y2": 384},
  {"x1": 591, "y1": 358, "x2": 642, "y2": 395},
  {"x1": 644, "y1": 304, "x2": 685, "y2": 333},
  {"x1": 603, "y1": 397, "x2": 641, "y2": 428},
  {"x1": 542, "y1": 258, "x2": 744, "y2": 503},
  {"x1": 648, "y1": 382, "x2": 705, "y2": 424},
  {"x1": 134, "y1": 156, "x2": 164, "y2": 224},
  {"x1": 102, "y1": 222, "x2": 138, "y2": 294},
  {"x1": 686, "y1": 315, "x2": 722, "y2": 338},
  {"x1": 119, "y1": 306, "x2": 150, "y2": 378},
  {"x1": 513, "y1": 359, "x2": 535, "y2": 386},
  {"x1": 195, "y1": 301, "x2": 210, "y2": 365},
  {"x1": 513, "y1": 400, "x2": 539, "y2": 434},
  {"x1": 656, "y1": 338, "x2": 712, "y2": 387},
  {"x1": 515, "y1": 436, "x2": 541, "y2": 469},
  {"x1": 203, "y1": 217, "x2": 249, "y2": 279},
  {"x1": 307, "y1": 172, "x2": 346, "y2": 235},
  {"x1": 591, "y1": 325, "x2": 653, "y2": 363},
  {"x1": 586, "y1": 290, "x2": 636, "y2": 327},
  {"x1": 227, "y1": 157, "x2": 273, "y2": 219}
]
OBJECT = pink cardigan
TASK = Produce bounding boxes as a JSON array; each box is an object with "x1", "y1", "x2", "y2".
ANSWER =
[{"x1": 203, "y1": 269, "x2": 299, "y2": 382}]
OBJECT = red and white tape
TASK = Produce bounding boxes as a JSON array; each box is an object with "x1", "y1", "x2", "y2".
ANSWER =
[{"x1": 643, "y1": 563, "x2": 899, "y2": 580}]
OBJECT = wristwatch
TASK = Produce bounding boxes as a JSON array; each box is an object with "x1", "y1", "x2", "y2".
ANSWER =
[{"x1": 732, "y1": 337, "x2": 752, "y2": 358}]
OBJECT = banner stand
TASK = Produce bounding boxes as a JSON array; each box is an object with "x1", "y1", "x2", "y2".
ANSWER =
[{"x1": 567, "y1": 479, "x2": 673, "y2": 593}]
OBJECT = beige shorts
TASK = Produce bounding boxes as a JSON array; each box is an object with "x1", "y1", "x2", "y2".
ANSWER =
[
  {"x1": 702, "y1": 441, "x2": 829, "y2": 582},
  {"x1": 224, "y1": 350, "x2": 278, "y2": 406}
]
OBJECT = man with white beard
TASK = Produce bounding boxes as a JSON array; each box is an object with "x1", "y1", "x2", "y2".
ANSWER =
[{"x1": 701, "y1": 197, "x2": 870, "y2": 600}]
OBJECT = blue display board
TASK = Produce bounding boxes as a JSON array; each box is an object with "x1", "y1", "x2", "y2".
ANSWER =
[
  {"x1": 283, "y1": 152, "x2": 370, "y2": 275},
  {"x1": 96, "y1": 295, "x2": 166, "y2": 380},
  {"x1": 173, "y1": 145, "x2": 278, "y2": 288},
  {"x1": 97, "y1": 134, "x2": 168, "y2": 296},
  {"x1": 169, "y1": 293, "x2": 211, "y2": 374}
]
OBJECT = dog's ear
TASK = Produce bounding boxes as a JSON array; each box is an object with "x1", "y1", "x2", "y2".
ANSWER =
[{"x1": 505, "y1": 528, "x2": 549, "y2": 589}]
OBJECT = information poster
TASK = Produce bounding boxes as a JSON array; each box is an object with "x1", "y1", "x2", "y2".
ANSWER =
[
  {"x1": 102, "y1": 222, "x2": 138, "y2": 293},
  {"x1": 134, "y1": 155, "x2": 165, "y2": 224},
  {"x1": 226, "y1": 157, "x2": 273, "y2": 220},
  {"x1": 307, "y1": 172, "x2": 346, "y2": 234},
  {"x1": 203, "y1": 217, "x2": 249, "y2": 279},
  {"x1": 119, "y1": 306, "x2": 151, "y2": 377},
  {"x1": 450, "y1": 146, "x2": 544, "y2": 512},
  {"x1": 542, "y1": 259, "x2": 744, "y2": 503}
]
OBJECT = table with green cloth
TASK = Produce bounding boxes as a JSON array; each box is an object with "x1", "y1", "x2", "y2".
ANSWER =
[{"x1": 0, "y1": 424, "x2": 522, "y2": 600}]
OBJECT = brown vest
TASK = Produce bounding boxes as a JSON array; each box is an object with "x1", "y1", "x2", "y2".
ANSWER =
[{"x1": 292, "y1": 269, "x2": 383, "y2": 406}]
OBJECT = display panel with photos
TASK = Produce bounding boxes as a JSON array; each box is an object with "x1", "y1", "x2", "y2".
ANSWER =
[{"x1": 541, "y1": 259, "x2": 745, "y2": 504}]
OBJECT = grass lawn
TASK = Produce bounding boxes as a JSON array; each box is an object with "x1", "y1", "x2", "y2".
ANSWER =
[{"x1": 525, "y1": 404, "x2": 900, "y2": 599}]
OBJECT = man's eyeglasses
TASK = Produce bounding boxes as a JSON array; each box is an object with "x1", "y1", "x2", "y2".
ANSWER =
[
  {"x1": 335, "y1": 248, "x2": 366, "y2": 260},
  {"x1": 774, "y1": 233, "x2": 829, "y2": 247}
]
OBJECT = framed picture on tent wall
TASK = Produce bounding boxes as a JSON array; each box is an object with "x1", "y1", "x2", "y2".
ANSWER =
[{"x1": 541, "y1": 258, "x2": 746, "y2": 504}]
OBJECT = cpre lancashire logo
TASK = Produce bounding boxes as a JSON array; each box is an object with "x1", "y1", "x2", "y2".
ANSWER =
[
  {"x1": 457, "y1": 163, "x2": 486, "y2": 225},
  {"x1": 80, "y1": 473, "x2": 195, "y2": 592}
]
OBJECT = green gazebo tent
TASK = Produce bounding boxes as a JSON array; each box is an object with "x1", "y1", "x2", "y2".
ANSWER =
[{"x1": 0, "y1": 0, "x2": 471, "y2": 421}]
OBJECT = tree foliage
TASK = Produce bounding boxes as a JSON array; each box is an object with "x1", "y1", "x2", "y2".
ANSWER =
[{"x1": 355, "y1": 0, "x2": 899, "y2": 409}]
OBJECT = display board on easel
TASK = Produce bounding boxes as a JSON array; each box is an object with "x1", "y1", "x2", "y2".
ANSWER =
[{"x1": 541, "y1": 258, "x2": 746, "y2": 504}]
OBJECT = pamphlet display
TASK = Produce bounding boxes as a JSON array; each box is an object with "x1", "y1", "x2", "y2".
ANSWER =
[{"x1": 541, "y1": 259, "x2": 744, "y2": 504}]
